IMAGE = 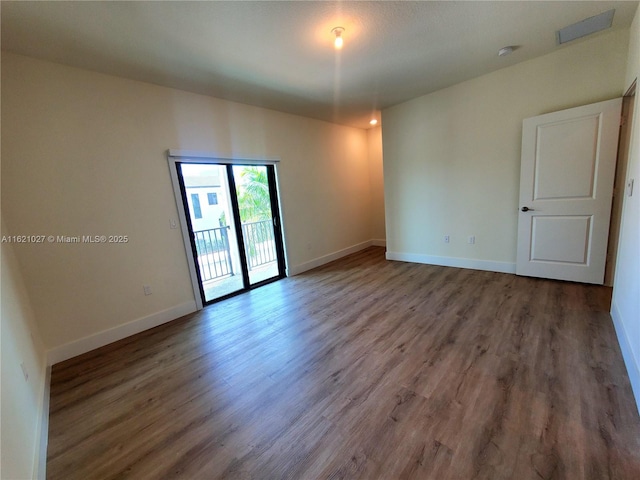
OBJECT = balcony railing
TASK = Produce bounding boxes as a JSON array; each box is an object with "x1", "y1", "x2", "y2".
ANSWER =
[
  {"x1": 194, "y1": 219, "x2": 277, "y2": 283},
  {"x1": 193, "y1": 226, "x2": 233, "y2": 282},
  {"x1": 241, "y1": 219, "x2": 277, "y2": 270}
]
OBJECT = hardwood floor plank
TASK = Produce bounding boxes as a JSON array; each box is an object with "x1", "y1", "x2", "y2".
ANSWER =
[{"x1": 46, "y1": 247, "x2": 640, "y2": 479}]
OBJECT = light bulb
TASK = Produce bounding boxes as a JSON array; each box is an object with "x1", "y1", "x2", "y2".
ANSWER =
[
  {"x1": 370, "y1": 119, "x2": 378, "y2": 125},
  {"x1": 332, "y1": 27, "x2": 345, "y2": 50}
]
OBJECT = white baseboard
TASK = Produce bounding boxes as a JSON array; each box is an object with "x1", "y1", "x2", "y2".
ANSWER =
[
  {"x1": 288, "y1": 240, "x2": 376, "y2": 276},
  {"x1": 385, "y1": 251, "x2": 516, "y2": 274},
  {"x1": 47, "y1": 301, "x2": 197, "y2": 365},
  {"x1": 371, "y1": 238, "x2": 387, "y2": 247},
  {"x1": 611, "y1": 300, "x2": 640, "y2": 415}
]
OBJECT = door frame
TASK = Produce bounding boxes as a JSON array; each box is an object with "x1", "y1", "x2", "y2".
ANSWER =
[
  {"x1": 167, "y1": 150, "x2": 286, "y2": 310},
  {"x1": 606, "y1": 82, "x2": 636, "y2": 286}
]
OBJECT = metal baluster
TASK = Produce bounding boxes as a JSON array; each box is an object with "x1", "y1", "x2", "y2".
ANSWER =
[{"x1": 206, "y1": 230, "x2": 214, "y2": 280}]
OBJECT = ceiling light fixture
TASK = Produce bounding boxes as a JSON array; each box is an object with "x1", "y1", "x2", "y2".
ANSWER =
[
  {"x1": 332, "y1": 27, "x2": 345, "y2": 49},
  {"x1": 498, "y1": 46, "x2": 515, "y2": 57},
  {"x1": 370, "y1": 119, "x2": 378, "y2": 126}
]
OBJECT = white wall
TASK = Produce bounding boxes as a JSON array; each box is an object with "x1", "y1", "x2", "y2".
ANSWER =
[
  {"x1": 367, "y1": 125, "x2": 386, "y2": 243},
  {"x1": 612, "y1": 10, "x2": 640, "y2": 412},
  {"x1": 1, "y1": 223, "x2": 48, "y2": 480},
  {"x1": 382, "y1": 29, "x2": 628, "y2": 271},
  {"x1": 1, "y1": 53, "x2": 374, "y2": 356}
]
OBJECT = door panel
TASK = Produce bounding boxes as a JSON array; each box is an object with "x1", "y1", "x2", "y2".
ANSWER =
[
  {"x1": 232, "y1": 165, "x2": 280, "y2": 286},
  {"x1": 179, "y1": 163, "x2": 244, "y2": 302},
  {"x1": 534, "y1": 116, "x2": 599, "y2": 199},
  {"x1": 530, "y1": 215, "x2": 591, "y2": 264},
  {"x1": 516, "y1": 98, "x2": 621, "y2": 284}
]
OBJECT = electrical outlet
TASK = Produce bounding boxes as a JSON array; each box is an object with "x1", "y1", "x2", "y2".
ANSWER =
[
  {"x1": 468, "y1": 235, "x2": 475, "y2": 245},
  {"x1": 444, "y1": 235, "x2": 450, "y2": 243},
  {"x1": 143, "y1": 285, "x2": 152, "y2": 296}
]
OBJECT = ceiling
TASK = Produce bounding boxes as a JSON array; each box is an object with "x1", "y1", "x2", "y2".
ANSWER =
[{"x1": 1, "y1": 1, "x2": 638, "y2": 129}]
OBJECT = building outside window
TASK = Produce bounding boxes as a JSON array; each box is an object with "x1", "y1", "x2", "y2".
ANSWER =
[{"x1": 191, "y1": 193, "x2": 202, "y2": 219}]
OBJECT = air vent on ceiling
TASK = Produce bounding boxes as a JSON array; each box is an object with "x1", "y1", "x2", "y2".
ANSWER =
[{"x1": 557, "y1": 9, "x2": 615, "y2": 45}]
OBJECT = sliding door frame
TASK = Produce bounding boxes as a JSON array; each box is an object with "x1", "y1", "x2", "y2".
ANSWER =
[{"x1": 167, "y1": 150, "x2": 286, "y2": 310}]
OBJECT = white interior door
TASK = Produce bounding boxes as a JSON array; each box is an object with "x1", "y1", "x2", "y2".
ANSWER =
[{"x1": 516, "y1": 98, "x2": 622, "y2": 284}]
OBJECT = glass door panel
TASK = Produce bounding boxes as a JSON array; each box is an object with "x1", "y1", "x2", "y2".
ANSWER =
[
  {"x1": 179, "y1": 163, "x2": 244, "y2": 302},
  {"x1": 232, "y1": 165, "x2": 280, "y2": 286}
]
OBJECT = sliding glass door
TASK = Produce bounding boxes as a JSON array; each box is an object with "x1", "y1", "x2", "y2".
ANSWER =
[{"x1": 177, "y1": 162, "x2": 285, "y2": 304}]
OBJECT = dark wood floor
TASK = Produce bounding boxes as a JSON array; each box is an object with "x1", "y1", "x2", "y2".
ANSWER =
[{"x1": 47, "y1": 247, "x2": 640, "y2": 479}]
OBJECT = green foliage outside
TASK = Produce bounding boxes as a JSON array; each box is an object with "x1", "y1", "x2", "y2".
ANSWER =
[
  {"x1": 235, "y1": 166, "x2": 273, "y2": 261},
  {"x1": 236, "y1": 166, "x2": 271, "y2": 223}
]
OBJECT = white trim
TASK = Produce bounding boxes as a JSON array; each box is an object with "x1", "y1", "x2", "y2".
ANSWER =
[
  {"x1": 35, "y1": 366, "x2": 51, "y2": 480},
  {"x1": 371, "y1": 238, "x2": 387, "y2": 247},
  {"x1": 385, "y1": 251, "x2": 517, "y2": 274},
  {"x1": 167, "y1": 155, "x2": 204, "y2": 311},
  {"x1": 288, "y1": 241, "x2": 374, "y2": 276},
  {"x1": 167, "y1": 149, "x2": 279, "y2": 165},
  {"x1": 611, "y1": 301, "x2": 640, "y2": 415},
  {"x1": 46, "y1": 301, "x2": 197, "y2": 365}
]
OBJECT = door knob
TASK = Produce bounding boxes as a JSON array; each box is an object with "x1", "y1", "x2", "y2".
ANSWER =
[{"x1": 521, "y1": 206, "x2": 534, "y2": 212}]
